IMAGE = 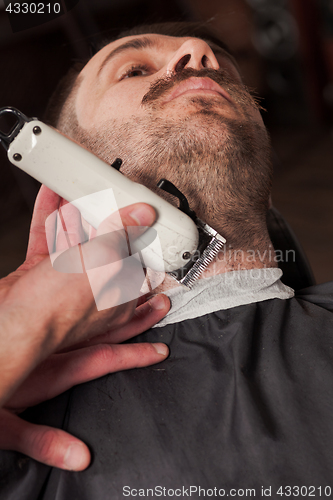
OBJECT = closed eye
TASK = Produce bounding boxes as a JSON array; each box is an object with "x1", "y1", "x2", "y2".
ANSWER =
[{"x1": 120, "y1": 64, "x2": 151, "y2": 79}]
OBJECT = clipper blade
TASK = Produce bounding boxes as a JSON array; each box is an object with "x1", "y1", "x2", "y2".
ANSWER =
[
  {"x1": 169, "y1": 220, "x2": 226, "y2": 289},
  {"x1": 180, "y1": 233, "x2": 226, "y2": 288}
]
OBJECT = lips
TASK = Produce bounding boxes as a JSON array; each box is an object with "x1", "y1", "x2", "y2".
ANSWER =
[{"x1": 164, "y1": 77, "x2": 232, "y2": 104}]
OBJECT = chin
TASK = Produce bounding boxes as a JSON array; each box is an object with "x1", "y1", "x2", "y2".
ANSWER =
[{"x1": 175, "y1": 113, "x2": 230, "y2": 146}]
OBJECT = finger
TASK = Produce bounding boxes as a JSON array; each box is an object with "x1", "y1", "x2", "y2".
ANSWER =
[
  {"x1": 54, "y1": 203, "x2": 156, "y2": 272},
  {"x1": 81, "y1": 204, "x2": 157, "y2": 309},
  {"x1": 26, "y1": 185, "x2": 61, "y2": 261},
  {"x1": 56, "y1": 199, "x2": 86, "y2": 251},
  {"x1": 85, "y1": 202, "x2": 156, "y2": 268},
  {"x1": 102, "y1": 293, "x2": 170, "y2": 342},
  {"x1": 64, "y1": 294, "x2": 171, "y2": 350},
  {"x1": 0, "y1": 409, "x2": 90, "y2": 471},
  {"x1": 96, "y1": 202, "x2": 156, "y2": 237},
  {"x1": 7, "y1": 342, "x2": 169, "y2": 410}
]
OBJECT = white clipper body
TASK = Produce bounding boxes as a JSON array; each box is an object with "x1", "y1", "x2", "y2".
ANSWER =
[{"x1": 0, "y1": 108, "x2": 226, "y2": 287}]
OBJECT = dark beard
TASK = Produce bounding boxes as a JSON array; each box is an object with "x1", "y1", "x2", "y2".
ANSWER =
[
  {"x1": 71, "y1": 111, "x2": 271, "y2": 249},
  {"x1": 68, "y1": 70, "x2": 272, "y2": 250}
]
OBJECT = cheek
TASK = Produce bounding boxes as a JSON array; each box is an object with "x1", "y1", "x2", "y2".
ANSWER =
[
  {"x1": 76, "y1": 82, "x2": 151, "y2": 129},
  {"x1": 76, "y1": 92, "x2": 96, "y2": 130},
  {"x1": 241, "y1": 101, "x2": 264, "y2": 126},
  {"x1": 102, "y1": 89, "x2": 141, "y2": 118},
  {"x1": 100, "y1": 84, "x2": 153, "y2": 125},
  {"x1": 251, "y1": 107, "x2": 265, "y2": 126}
]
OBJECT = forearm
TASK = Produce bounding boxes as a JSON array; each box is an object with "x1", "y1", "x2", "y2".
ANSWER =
[
  {"x1": 0, "y1": 302, "x2": 56, "y2": 407},
  {"x1": 0, "y1": 258, "x2": 87, "y2": 406}
]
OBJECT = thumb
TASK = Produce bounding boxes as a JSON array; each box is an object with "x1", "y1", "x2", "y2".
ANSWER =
[
  {"x1": 52, "y1": 203, "x2": 156, "y2": 273},
  {"x1": 80, "y1": 203, "x2": 157, "y2": 271},
  {"x1": 97, "y1": 203, "x2": 156, "y2": 238}
]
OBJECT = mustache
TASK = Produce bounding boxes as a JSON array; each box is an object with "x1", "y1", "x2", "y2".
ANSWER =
[{"x1": 141, "y1": 67, "x2": 263, "y2": 111}]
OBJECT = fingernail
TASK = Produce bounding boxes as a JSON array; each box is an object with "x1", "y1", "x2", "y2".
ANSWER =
[
  {"x1": 64, "y1": 443, "x2": 87, "y2": 470},
  {"x1": 130, "y1": 205, "x2": 153, "y2": 225},
  {"x1": 152, "y1": 342, "x2": 169, "y2": 356},
  {"x1": 149, "y1": 294, "x2": 168, "y2": 311}
]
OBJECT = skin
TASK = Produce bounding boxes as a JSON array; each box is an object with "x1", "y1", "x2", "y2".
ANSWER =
[{"x1": 76, "y1": 34, "x2": 263, "y2": 132}]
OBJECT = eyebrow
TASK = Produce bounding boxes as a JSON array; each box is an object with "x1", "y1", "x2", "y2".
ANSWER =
[{"x1": 98, "y1": 37, "x2": 157, "y2": 76}]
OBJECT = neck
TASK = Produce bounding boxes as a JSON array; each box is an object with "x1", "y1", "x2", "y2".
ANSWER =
[{"x1": 146, "y1": 242, "x2": 278, "y2": 295}]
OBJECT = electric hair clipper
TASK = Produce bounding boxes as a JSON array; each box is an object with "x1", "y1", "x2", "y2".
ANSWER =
[{"x1": 0, "y1": 107, "x2": 226, "y2": 287}]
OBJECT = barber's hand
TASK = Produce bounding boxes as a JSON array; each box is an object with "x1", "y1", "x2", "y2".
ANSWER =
[
  {"x1": 0, "y1": 292, "x2": 169, "y2": 471},
  {"x1": 0, "y1": 185, "x2": 169, "y2": 398},
  {"x1": 0, "y1": 185, "x2": 170, "y2": 469},
  {"x1": 0, "y1": 185, "x2": 164, "y2": 345}
]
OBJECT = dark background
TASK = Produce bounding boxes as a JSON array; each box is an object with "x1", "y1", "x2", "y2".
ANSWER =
[{"x1": 0, "y1": 0, "x2": 333, "y2": 283}]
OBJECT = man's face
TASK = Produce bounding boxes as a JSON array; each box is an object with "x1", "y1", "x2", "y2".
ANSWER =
[
  {"x1": 75, "y1": 33, "x2": 262, "y2": 129},
  {"x1": 67, "y1": 33, "x2": 271, "y2": 246}
]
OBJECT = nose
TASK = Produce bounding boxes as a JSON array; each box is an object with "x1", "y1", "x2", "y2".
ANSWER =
[{"x1": 166, "y1": 39, "x2": 220, "y2": 74}]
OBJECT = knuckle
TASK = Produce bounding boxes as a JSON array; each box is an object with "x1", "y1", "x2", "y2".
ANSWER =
[
  {"x1": 32, "y1": 428, "x2": 59, "y2": 464},
  {"x1": 91, "y1": 344, "x2": 115, "y2": 365},
  {"x1": 114, "y1": 303, "x2": 136, "y2": 326}
]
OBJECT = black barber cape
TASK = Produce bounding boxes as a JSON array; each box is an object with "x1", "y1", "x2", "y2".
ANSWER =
[{"x1": 1, "y1": 283, "x2": 333, "y2": 499}]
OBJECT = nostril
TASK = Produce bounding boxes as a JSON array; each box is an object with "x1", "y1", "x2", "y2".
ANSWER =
[
  {"x1": 201, "y1": 55, "x2": 208, "y2": 68},
  {"x1": 175, "y1": 54, "x2": 191, "y2": 73}
]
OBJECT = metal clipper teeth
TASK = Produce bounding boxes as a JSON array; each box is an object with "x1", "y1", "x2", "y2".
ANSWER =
[
  {"x1": 180, "y1": 234, "x2": 226, "y2": 288},
  {"x1": 169, "y1": 219, "x2": 226, "y2": 289}
]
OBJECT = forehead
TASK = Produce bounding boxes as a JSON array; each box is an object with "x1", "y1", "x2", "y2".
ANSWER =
[{"x1": 80, "y1": 33, "x2": 239, "y2": 79}]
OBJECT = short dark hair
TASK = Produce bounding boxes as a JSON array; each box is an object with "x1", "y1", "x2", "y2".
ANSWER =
[
  {"x1": 44, "y1": 62, "x2": 84, "y2": 127},
  {"x1": 45, "y1": 21, "x2": 234, "y2": 127}
]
